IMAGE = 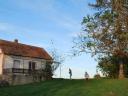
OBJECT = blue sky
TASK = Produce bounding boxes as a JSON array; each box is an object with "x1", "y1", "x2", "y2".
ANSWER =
[{"x1": 0, "y1": 0, "x2": 97, "y2": 78}]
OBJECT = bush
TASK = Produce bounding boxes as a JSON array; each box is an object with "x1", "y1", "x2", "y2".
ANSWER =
[
  {"x1": 0, "y1": 80, "x2": 9, "y2": 87},
  {"x1": 94, "y1": 74, "x2": 101, "y2": 79}
]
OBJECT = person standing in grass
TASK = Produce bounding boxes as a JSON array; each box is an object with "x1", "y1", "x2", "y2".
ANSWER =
[
  {"x1": 85, "y1": 72, "x2": 89, "y2": 80},
  {"x1": 69, "y1": 68, "x2": 72, "y2": 80}
]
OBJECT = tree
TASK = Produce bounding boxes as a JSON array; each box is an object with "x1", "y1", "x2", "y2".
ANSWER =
[
  {"x1": 49, "y1": 41, "x2": 65, "y2": 77},
  {"x1": 98, "y1": 56, "x2": 128, "y2": 78},
  {"x1": 73, "y1": 0, "x2": 128, "y2": 79},
  {"x1": 43, "y1": 62, "x2": 53, "y2": 80},
  {"x1": 32, "y1": 41, "x2": 65, "y2": 80}
]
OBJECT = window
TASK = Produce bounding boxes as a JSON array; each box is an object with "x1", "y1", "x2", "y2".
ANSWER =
[
  {"x1": 42, "y1": 63, "x2": 46, "y2": 69},
  {"x1": 29, "y1": 61, "x2": 36, "y2": 70},
  {"x1": 13, "y1": 60, "x2": 20, "y2": 68},
  {"x1": 124, "y1": 0, "x2": 128, "y2": 7}
]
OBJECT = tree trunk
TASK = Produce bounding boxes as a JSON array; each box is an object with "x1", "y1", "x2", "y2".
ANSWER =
[{"x1": 118, "y1": 61, "x2": 125, "y2": 79}]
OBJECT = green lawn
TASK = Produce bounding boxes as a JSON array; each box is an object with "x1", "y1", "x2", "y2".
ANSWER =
[{"x1": 0, "y1": 79, "x2": 128, "y2": 96}]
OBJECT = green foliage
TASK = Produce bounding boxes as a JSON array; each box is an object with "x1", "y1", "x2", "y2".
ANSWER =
[
  {"x1": 0, "y1": 79, "x2": 128, "y2": 96},
  {"x1": 73, "y1": 0, "x2": 128, "y2": 78},
  {"x1": 43, "y1": 63, "x2": 53, "y2": 80},
  {"x1": 98, "y1": 56, "x2": 128, "y2": 78},
  {"x1": 98, "y1": 56, "x2": 119, "y2": 78},
  {"x1": 93, "y1": 74, "x2": 101, "y2": 79},
  {"x1": 73, "y1": 0, "x2": 128, "y2": 57}
]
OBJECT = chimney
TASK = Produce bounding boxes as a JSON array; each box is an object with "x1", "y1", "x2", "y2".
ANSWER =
[{"x1": 14, "y1": 39, "x2": 18, "y2": 43}]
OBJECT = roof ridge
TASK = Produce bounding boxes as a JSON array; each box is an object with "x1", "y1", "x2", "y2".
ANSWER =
[
  {"x1": 0, "y1": 39, "x2": 46, "y2": 49},
  {"x1": 0, "y1": 39, "x2": 52, "y2": 60}
]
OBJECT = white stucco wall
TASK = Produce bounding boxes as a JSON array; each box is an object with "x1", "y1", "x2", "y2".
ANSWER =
[
  {"x1": 0, "y1": 53, "x2": 4, "y2": 75},
  {"x1": 4, "y1": 55, "x2": 13, "y2": 68},
  {"x1": 3, "y1": 55, "x2": 46, "y2": 70}
]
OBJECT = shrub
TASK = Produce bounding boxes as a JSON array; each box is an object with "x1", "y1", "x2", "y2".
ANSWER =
[
  {"x1": 94, "y1": 74, "x2": 101, "y2": 79},
  {"x1": 0, "y1": 80, "x2": 9, "y2": 87}
]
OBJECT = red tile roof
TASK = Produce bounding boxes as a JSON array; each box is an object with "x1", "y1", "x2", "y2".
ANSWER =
[{"x1": 0, "y1": 39, "x2": 52, "y2": 60}]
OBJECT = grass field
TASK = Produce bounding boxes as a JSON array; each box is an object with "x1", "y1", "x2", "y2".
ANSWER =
[{"x1": 0, "y1": 79, "x2": 128, "y2": 96}]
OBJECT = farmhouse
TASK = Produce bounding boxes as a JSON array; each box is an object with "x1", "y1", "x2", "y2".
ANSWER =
[{"x1": 0, "y1": 39, "x2": 53, "y2": 85}]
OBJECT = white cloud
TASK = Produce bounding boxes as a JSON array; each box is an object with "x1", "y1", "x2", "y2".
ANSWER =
[
  {"x1": 11, "y1": 0, "x2": 82, "y2": 32},
  {"x1": 69, "y1": 31, "x2": 82, "y2": 37},
  {"x1": 0, "y1": 23, "x2": 15, "y2": 33},
  {"x1": 0, "y1": 22, "x2": 31, "y2": 34},
  {"x1": 12, "y1": 0, "x2": 56, "y2": 13},
  {"x1": 0, "y1": 22, "x2": 57, "y2": 44}
]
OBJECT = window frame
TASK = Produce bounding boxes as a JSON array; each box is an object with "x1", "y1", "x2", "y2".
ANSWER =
[{"x1": 13, "y1": 60, "x2": 21, "y2": 68}]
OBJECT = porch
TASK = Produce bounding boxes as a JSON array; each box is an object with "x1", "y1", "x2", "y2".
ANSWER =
[{"x1": 3, "y1": 68, "x2": 39, "y2": 74}]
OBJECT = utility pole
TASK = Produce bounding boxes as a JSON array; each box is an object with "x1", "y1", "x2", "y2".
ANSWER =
[{"x1": 60, "y1": 63, "x2": 61, "y2": 78}]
